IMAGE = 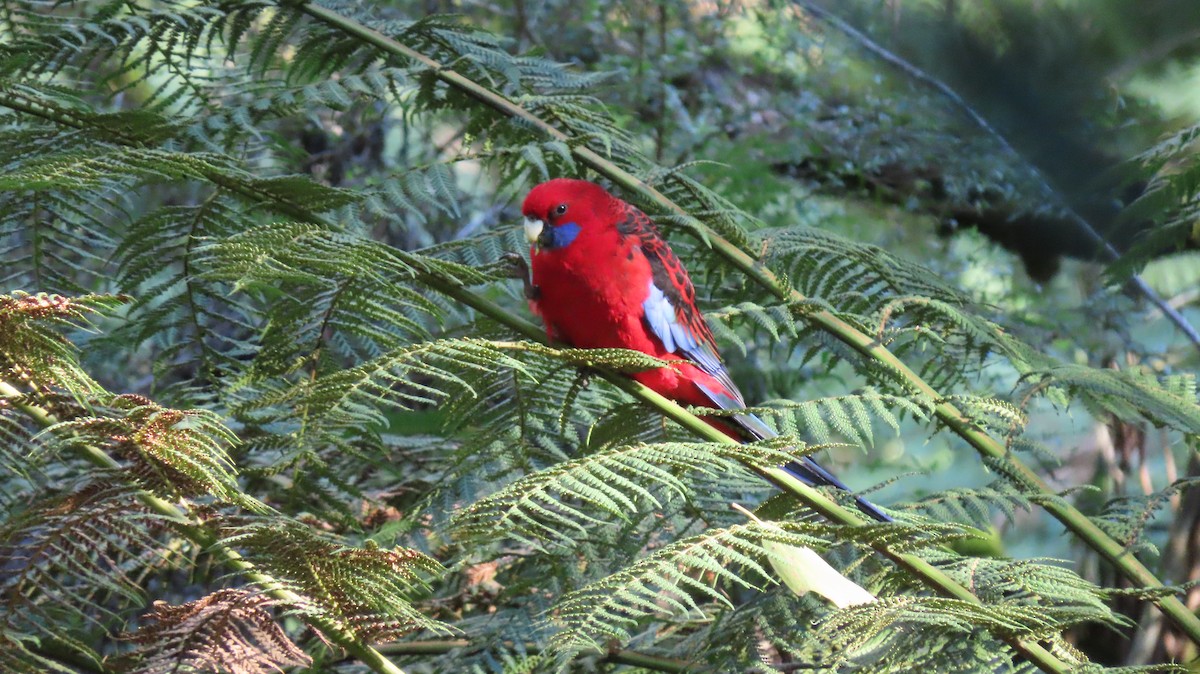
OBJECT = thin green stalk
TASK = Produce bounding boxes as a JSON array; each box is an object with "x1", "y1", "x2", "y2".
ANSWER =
[
  {"x1": 296, "y1": 1, "x2": 1200, "y2": 647},
  {"x1": 0, "y1": 381, "x2": 409, "y2": 674},
  {"x1": 373, "y1": 639, "x2": 692, "y2": 672}
]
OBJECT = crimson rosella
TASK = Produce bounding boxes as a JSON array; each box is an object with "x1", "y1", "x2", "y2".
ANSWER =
[{"x1": 512, "y1": 178, "x2": 892, "y2": 522}]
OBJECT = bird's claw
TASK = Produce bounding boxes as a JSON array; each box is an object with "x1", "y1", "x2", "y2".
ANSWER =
[
  {"x1": 499, "y1": 252, "x2": 528, "y2": 279},
  {"x1": 575, "y1": 366, "x2": 598, "y2": 389},
  {"x1": 500, "y1": 253, "x2": 540, "y2": 300}
]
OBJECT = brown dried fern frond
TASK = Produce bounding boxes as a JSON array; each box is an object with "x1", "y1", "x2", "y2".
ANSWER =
[{"x1": 120, "y1": 589, "x2": 310, "y2": 674}]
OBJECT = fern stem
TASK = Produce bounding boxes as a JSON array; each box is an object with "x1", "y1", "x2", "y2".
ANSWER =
[
  {"x1": 417, "y1": 275, "x2": 1071, "y2": 673},
  {"x1": 294, "y1": 2, "x2": 1200, "y2": 649},
  {"x1": 371, "y1": 639, "x2": 691, "y2": 672},
  {"x1": 0, "y1": 381, "x2": 410, "y2": 674}
]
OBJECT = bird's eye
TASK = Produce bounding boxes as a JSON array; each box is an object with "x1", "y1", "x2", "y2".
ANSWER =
[{"x1": 554, "y1": 203, "x2": 568, "y2": 216}]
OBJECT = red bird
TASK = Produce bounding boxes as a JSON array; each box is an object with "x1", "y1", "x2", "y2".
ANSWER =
[{"x1": 514, "y1": 178, "x2": 891, "y2": 522}]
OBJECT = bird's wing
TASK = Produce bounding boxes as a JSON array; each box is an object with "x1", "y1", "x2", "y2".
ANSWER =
[
  {"x1": 619, "y1": 205, "x2": 892, "y2": 521},
  {"x1": 619, "y1": 204, "x2": 779, "y2": 440},
  {"x1": 618, "y1": 205, "x2": 743, "y2": 396}
]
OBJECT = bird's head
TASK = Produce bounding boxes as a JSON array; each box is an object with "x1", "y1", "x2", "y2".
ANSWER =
[{"x1": 521, "y1": 179, "x2": 616, "y2": 251}]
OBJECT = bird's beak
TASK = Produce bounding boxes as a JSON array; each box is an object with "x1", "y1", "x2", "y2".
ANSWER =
[{"x1": 524, "y1": 217, "x2": 546, "y2": 247}]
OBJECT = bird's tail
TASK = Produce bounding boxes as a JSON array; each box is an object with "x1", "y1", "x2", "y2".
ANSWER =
[
  {"x1": 783, "y1": 457, "x2": 893, "y2": 523},
  {"x1": 693, "y1": 382, "x2": 893, "y2": 523}
]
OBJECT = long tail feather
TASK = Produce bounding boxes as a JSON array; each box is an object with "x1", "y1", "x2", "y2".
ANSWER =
[
  {"x1": 693, "y1": 381, "x2": 892, "y2": 523},
  {"x1": 783, "y1": 458, "x2": 893, "y2": 523}
]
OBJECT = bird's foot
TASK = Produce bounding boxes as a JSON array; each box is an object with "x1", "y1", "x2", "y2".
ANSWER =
[
  {"x1": 574, "y1": 366, "x2": 599, "y2": 389},
  {"x1": 500, "y1": 253, "x2": 539, "y2": 300}
]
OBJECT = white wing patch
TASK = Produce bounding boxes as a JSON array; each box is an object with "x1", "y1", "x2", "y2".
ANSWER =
[
  {"x1": 642, "y1": 280, "x2": 680, "y2": 352},
  {"x1": 641, "y1": 278, "x2": 723, "y2": 374}
]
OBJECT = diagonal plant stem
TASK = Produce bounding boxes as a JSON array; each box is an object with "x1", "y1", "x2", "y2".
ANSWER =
[
  {"x1": 0, "y1": 380, "x2": 410, "y2": 674},
  {"x1": 295, "y1": 1, "x2": 1200, "y2": 648}
]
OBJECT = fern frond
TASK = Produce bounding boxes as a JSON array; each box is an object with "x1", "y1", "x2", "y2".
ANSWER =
[
  {"x1": 761, "y1": 226, "x2": 968, "y2": 317},
  {"x1": 452, "y1": 440, "x2": 803, "y2": 547},
  {"x1": 912, "y1": 480, "x2": 1031, "y2": 527},
  {"x1": 548, "y1": 520, "x2": 824, "y2": 657},
  {"x1": 119, "y1": 589, "x2": 311, "y2": 674},
  {"x1": 1091, "y1": 477, "x2": 1200, "y2": 556},
  {"x1": 221, "y1": 518, "x2": 448, "y2": 642},
  {"x1": 0, "y1": 292, "x2": 127, "y2": 399},
  {"x1": 0, "y1": 482, "x2": 163, "y2": 644},
  {"x1": 818, "y1": 594, "x2": 1111, "y2": 650},
  {"x1": 1025, "y1": 364, "x2": 1200, "y2": 434},
  {"x1": 748, "y1": 388, "x2": 934, "y2": 448},
  {"x1": 37, "y1": 395, "x2": 253, "y2": 508}
]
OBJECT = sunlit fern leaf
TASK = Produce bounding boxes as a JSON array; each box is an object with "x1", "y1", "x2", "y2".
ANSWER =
[
  {"x1": 1085, "y1": 665, "x2": 1190, "y2": 674},
  {"x1": 703, "y1": 300, "x2": 807, "y2": 361},
  {"x1": 441, "y1": 348, "x2": 613, "y2": 454},
  {"x1": 118, "y1": 589, "x2": 311, "y2": 674},
  {"x1": 877, "y1": 295, "x2": 1043, "y2": 375},
  {"x1": 0, "y1": 147, "x2": 234, "y2": 191},
  {"x1": 814, "y1": 520, "x2": 977, "y2": 557},
  {"x1": 220, "y1": 518, "x2": 449, "y2": 641},
  {"x1": 753, "y1": 225, "x2": 1036, "y2": 391},
  {"x1": 548, "y1": 521, "x2": 827, "y2": 658},
  {"x1": 232, "y1": 339, "x2": 534, "y2": 437},
  {"x1": 946, "y1": 395, "x2": 1029, "y2": 436},
  {"x1": 817, "y1": 594, "x2": 1116, "y2": 652},
  {"x1": 760, "y1": 226, "x2": 966, "y2": 311},
  {"x1": 1091, "y1": 477, "x2": 1200, "y2": 556},
  {"x1": 910, "y1": 480, "x2": 1031, "y2": 527},
  {"x1": 1024, "y1": 364, "x2": 1200, "y2": 434},
  {"x1": 939, "y1": 555, "x2": 1115, "y2": 621},
  {"x1": 733, "y1": 388, "x2": 934, "y2": 449},
  {"x1": 711, "y1": 592, "x2": 1033, "y2": 674},
  {"x1": 418, "y1": 228, "x2": 531, "y2": 282},
  {"x1": 35, "y1": 395, "x2": 260, "y2": 510},
  {"x1": 451, "y1": 440, "x2": 800, "y2": 547},
  {"x1": 653, "y1": 170, "x2": 758, "y2": 249},
  {"x1": 198, "y1": 220, "x2": 491, "y2": 290},
  {"x1": 0, "y1": 292, "x2": 128, "y2": 401}
]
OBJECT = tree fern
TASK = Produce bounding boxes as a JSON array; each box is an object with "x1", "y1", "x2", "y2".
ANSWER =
[
  {"x1": 117, "y1": 589, "x2": 312, "y2": 674},
  {"x1": 3, "y1": 1, "x2": 1200, "y2": 671}
]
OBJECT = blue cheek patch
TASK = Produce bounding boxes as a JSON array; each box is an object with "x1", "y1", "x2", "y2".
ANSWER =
[{"x1": 551, "y1": 221, "x2": 581, "y2": 248}]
